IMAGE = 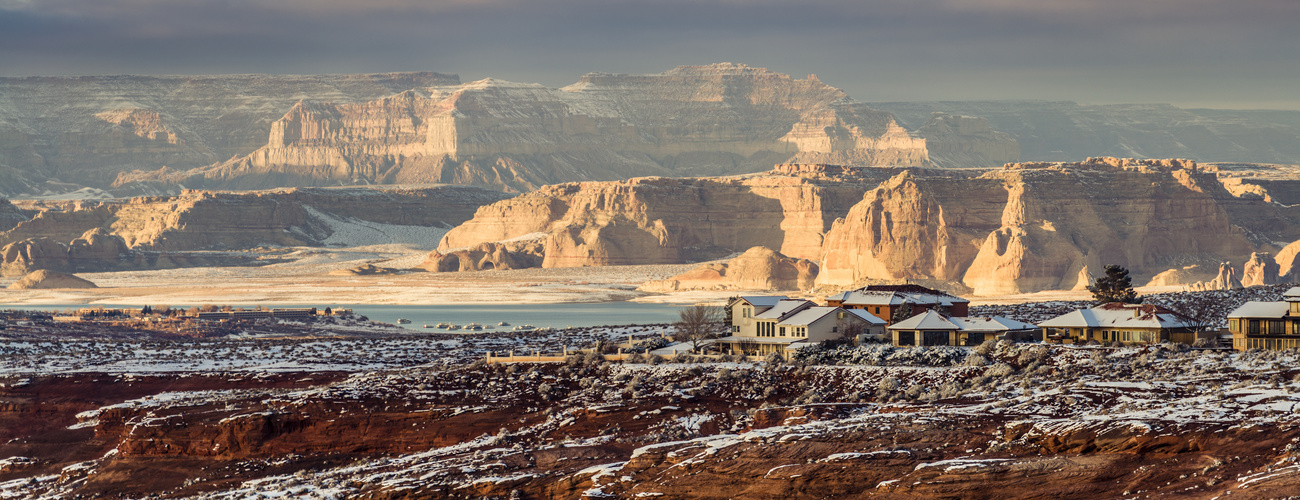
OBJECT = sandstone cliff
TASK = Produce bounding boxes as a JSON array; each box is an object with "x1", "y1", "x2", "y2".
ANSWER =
[
  {"x1": 0, "y1": 72, "x2": 460, "y2": 196},
  {"x1": 638, "y1": 246, "x2": 818, "y2": 292},
  {"x1": 169, "y1": 64, "x2": 930, "y2": 193},
  {"x1": 914, "y1": 113, "x2": 1020, "y2": 168},
  {"x1": 437, "y1": 165, "x2": 894, "y2": 268},
  {"x1": 440, "y1": 158, "x2": 1296, "y2": 296}
]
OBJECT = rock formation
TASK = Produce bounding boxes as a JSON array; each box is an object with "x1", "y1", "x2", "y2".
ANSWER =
[
  {"x1": 438, "y1": 165, "x2": 892, "y2": 268},
  {"x1": 0, "y1": 72, "x2": 460, "y2": 196},
  {"x1": 914, "y1": 113, "x2": 1019, "y2": 168},
  {"x1": 421, "y1": 240, "x2": 545, "y2": 272},
  {"x1": 870, "y1": 101, "x2": 1300, "y2": 165},
  {"x1": 0, "y1": 186, "x2": 506, "y2": 275},
  {"x1": 1145, "y1": 265, "x2": 1217, "y2": 287},
  {"x1": 1189, "y1": 262, "x2": 1244, "y2": 291},
  {"x1": 1242, "y1": 252, "x2": 1281, "y2": 287},
  {"x1": 7, "y1": 269, "x2": 97, "y2": 289},
  {"x1": 440, "y1": 157, "x2": 1297, "y2": 296},
  {"x1": 162, "y1": 65, "x2": 930, "y2": 193},
  {"x1": 639, "y1": 246, "x2": 819, "y2": 292}
]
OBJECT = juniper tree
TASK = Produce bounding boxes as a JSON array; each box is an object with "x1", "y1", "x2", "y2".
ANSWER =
[{"x1": 1088, "y1": 264, "x2": 1141, "y2": 304}]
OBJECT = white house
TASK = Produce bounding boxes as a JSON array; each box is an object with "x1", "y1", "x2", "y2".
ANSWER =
[
  {"x1": 717, "y1": 306, "x2": 886, "y2": 356},
  {"x1": 727, "y1": 296, "x2": 793, "y2": 337},
  {"x1": 1037, "y1": 303, "x2": 1196, "y2": 345}
]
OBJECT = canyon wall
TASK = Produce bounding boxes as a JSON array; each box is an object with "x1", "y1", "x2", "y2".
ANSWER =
[
  {"x1": 0, "y1": 73, "x2": 459, "y2": 195},
  {"x1": 442, "y1": 159, "x2": 1300, "y2": 295},
  {"x1": 170, "y1": 64, "x2": 933, "y2": 193}
]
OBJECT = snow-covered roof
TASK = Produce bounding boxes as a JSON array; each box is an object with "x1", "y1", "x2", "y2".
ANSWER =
[
  {"x1": 1227, "y1": 301, "x2": 1290, "y2": 319},
  {"x1": 846, "y1": 308, "x2": 887, "y2": 325},
  {"x1": 1038, "y1": 303, "x2": 1193, "y2": 330},
  {"x1": 888, "y1": 310, "x2": 959, "y2": 331},
  {"x1": 737, "y1": 296, "x2": 789, "y2": 308},
  {"x1": 829, "y1": 288, "x2": 968, "y2": 307},
  {"x1": 948, "y1": 316, "x2": 1038, "y2": 332},
  {"x1": 777, "y1": 307, "x2": 839, "y2": 327},
  {"x1": 890, "y1": 310, "x2": 1039, "y2": 332},
  {"x1": 1285, "y1": 287, "x2": 1300, "y2": 301},
  {"x1": 754, "y1": 299, "x2": 813, "y2": 320}
]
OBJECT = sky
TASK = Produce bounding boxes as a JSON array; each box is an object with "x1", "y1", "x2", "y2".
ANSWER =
[{"x1": 1, "y1": 0, "x2": 1298, "y2": 109}]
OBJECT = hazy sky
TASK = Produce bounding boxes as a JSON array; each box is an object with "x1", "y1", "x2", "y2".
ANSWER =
[{"x1": 2, "y1": 0, "x2": 1297, "y2": 109}]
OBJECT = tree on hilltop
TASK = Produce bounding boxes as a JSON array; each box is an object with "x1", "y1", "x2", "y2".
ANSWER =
[{"x1": 1089, "y1": 265, "x2": 1142, "y2": 304}]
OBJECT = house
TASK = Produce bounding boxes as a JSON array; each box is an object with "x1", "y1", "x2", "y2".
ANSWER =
[
  {"x1": 826, "y1": 285, "x2": 970, "y2": 325},
  {"x1": 887, "y1": 310, "x2": 1037, "y2": 347},
  {"x1": 1226, "y1": 287, "x2": 1300, "y2": 351},
  {"x1": 716, "y1": 306, "x2": 886, "y2": 356},
  {"x1": 1037, "y1": 303, "x2": 1196, "y2": 345},
  {"x1": 726, "y1": 296, "x2": 795, "y2": 337}
]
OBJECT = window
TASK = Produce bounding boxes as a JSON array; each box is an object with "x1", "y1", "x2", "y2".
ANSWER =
[
  {"x1": 923, "y1": 331, "x2": 949, "y2": 346},
  {"x1": 1293, "y1": 320, "x2": 1300, "y2": 335},
  {"x1": 1271, "y1": 320, "x2": 1286, "y2": 335},
  {"x1": 897, "y1": 331, "x2": 915, "y2": 346},
  {"x1": 743, "y1": 307, "x2": 750, "y2": 318},
  {"x1": 779, "y1": 326, "x2": 786, "y2": 337},
  {"x1": 1249, "y1": 320, "x2": 1261, "y2": 335},
  {"x1": 1228, "y1": 319, "x2": 1239, "y2": 332},
  {"x1": 967, "y1": 332, "x2": 985, "y2": 345}
]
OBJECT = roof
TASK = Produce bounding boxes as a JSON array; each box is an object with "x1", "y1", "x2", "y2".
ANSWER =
[
  {"x1": 736, "y1": 296, "x2": 789, "y2": 308},
  {"x1": 948, "y1": 316, "x2": 1038, "y2": 332},
  {"x1": 888, "y1": 310, "x2": 959, "y2": 330},
  {"x1": 1285, "y1": 287, "x2": 1300, "y2": 301},
  {"x1": 828, "y1": 287, "x2": 968, "y2": 308},
  {"x1": 1227, "y1": 301, "x2": 1290, "y2": 319},
  {"x1": 846, "y1": 308, "x2": 887, "y2": 325},
  {"x1": 889, "y1": 310, "x2": 1038, "y2": 332},
  {"x1": 754, "y1": 299, "x2": 813, "y2": 320},
  {"x1": 1038, "y1": 303, "x2": 1193, "y2": 330}
]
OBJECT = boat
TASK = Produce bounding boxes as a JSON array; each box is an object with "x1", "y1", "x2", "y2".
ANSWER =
[
  {"x1": 513, "y1": 324, "x2": 536, "y2": 331},
  {"x1": 435, "y1": 322, "x2": 452, "y2": 328},
  {"x1": 446, "y1": 324, "x2": 461, "y2": 331},
  {"x1": 396, "y1": 318, "x2": 411, "y2": 324},
  {"x1": 423, "y1": 325, "x2": 434, "y2": 329},
  {"x1": 498, "y1": 321, "x2": 511, "y2": 326}
]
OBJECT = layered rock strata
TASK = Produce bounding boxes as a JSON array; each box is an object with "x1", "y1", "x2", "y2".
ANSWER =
[
  {"x1": 437, "y1": 165, "x2": 896, "y2": 269},
  {"x1": 443, "y1": 158, "x2": 1296, "y2": 295},
  {"x1": 166, "y1": 65, "x2": 932, "y2": 193}
]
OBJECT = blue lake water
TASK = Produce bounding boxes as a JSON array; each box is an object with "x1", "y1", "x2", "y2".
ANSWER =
[{"x1": 1, "y1": 302, "x2": 685, "y2": 331}]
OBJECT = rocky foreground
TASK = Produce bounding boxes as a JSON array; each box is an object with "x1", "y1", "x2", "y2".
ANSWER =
[
  {"x1": 2, "y1": 291, "x2": 1300, "y2": 498},
  {"x1": 4, "y1": 342, "x2": 1300, "y2": 499}
]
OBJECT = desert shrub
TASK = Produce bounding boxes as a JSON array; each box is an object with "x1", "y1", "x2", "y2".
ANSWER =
[
  {"x1": 973, "y1": 339, "x2": 998, "y2": 357},
  {"x1": 964, "y1": 353, "x2": 989, "y2": 367},
  {"x1": 986, "y1": 363, "x2": 1016, "y2": 377},
  {"x1": 765, "y1": 352, "x2": 785, "y2": 365},
  {"x1": 624, "y1": 352, "x2": 645, "y2": 364},
  {"x1": 627, "y1": 337, "x2": 670, "y2": 353}
]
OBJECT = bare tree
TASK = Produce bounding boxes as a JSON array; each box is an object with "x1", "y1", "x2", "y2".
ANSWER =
[
  {"x1": 837, "y1": 320, "x2": 868, "y2": 345},
  {"x1": 1159, "y1": 292, "x2": 1230, "y2": 335},
  {"x1": 673, "y1": 304, "x2": 724, "y2": 353}
]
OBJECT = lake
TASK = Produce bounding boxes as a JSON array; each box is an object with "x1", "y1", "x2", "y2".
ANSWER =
[{"x1": 1, "y1": 302, "x2": 687, "y2": 331}]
